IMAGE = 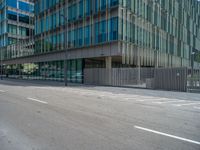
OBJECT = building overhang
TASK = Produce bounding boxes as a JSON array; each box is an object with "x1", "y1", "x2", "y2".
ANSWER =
[{"x1": 2, "y1": 41, "x2": 122, "y2": 65}]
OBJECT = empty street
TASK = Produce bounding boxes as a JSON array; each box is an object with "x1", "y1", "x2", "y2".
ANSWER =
[{"x1": 0, "y1": 79, "x2": 200, "y2": 150}]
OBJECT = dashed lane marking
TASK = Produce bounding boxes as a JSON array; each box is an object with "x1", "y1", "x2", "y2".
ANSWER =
[
  {"x1": 152, "y1": 100, "x2": 186, "y2": 104},
  {"x1": 27, "y1": 97, "x2": 48, "y2": 104},
  {"x1": 174, "y1": 102, "x2": 200, "y2": 107},
  {"x1": 193, "y1": 106, "x2": 200, "y2": 110},
  {"x1": 134, "y1": 125, "x2": 200, "y2": 145}
]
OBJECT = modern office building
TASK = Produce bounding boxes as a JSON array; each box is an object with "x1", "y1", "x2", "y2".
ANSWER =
[
  {"x1": 0, "y1": 0, "x2": 34, "y2": 47},
  {"x1": 1, "y1": 0, "x2": 200, "y2": 83}
]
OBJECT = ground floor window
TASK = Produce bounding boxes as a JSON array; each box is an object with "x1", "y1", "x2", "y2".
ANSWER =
[
  {"x1": 4, "y1": 59, "x2": 83, "y2": 83},
  {"x1": 67, "y1": 59, "x2": 83, "y2": 83}
]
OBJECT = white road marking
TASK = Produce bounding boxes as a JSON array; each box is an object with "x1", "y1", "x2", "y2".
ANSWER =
[
  {"x1": 194, "y1": 106, "x2": 200, "y2": 110},
  {"x1": 125, "y1": 97, "x2": 138, "y2": 100},
  {"x1": 134, "y1": 125, "x2": 200, "y2": 145},
  {"x1": 136, "y1": 99, "x2": 146, "y2": 102},
  {"x1": 152, "y1": 100, "x2": 186, "y2": 104},
  {"x1": 0, "y1": 90, "x2": 5, "y2": 92},
  {"x1": 27, "y1": 97, "x2": 48, "y2": 104},
  {"x1": 135, "y1": 98, "x2": 168, "y2": 102},
  {"x1": 174, "y1": 102, "x2": 200, "y2": 107}
]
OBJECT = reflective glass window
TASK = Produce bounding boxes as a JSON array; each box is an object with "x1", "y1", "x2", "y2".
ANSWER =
[
  {"x1": 19, "y1": 1, "x2": 33, "y2": 12},
  {"x1": 7, "y1": 10, "x2": 17, "y2": 21},
  {"x1": 6, "y1": 0, "x2": 17, "y2": 8},
  {"x1": 19, "y1": 14, "x2": 30, "y2": 24}
]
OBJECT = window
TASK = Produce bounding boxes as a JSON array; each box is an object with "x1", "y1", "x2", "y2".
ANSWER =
[
  {"x1": 68, "y1": 30, "x2": 71, "y2": 47},
  {"x1": 19, "y1": 1, "x2": 34, "y2": 12},
  {"x1": 67, "y1": 59, "x2": 83, "y2": 83},
  {"x1": 95, "y1": 20, "x2": 107, "y2": 43},
  {"x1": 95, "y1": 0, "x2": 99, "y2": 13},
  {"x1": 46, "y1": 17, "x2": 49, "y2": 31},
  {"x1": 76, "y1": 59, "x2": 83, "y2": 83},
  {"x1": 85, "y1": 0, "x2": 90, "y2": 16},
  {"x1": 100, "y1": 20, "x2": 106, "y2": 42},
  {"x1": 110, "y1": 17, "x2": 118, "y2": 40},
  {"x1": 84, "y1": 25, "x2": 90, "y2": 46},
  {"x1": 6, "y1": 0, "x2": 17, "y2": 8},
  {"x1": 8, "y1": 24, "x2": 17, "y2": 35},
  {"x1": 53, "y1": 34, "x2": 57, "y2": 49},
  {"x1": 19, "y1": 27, "x2": 29, "y2": 36},
  {"x1": 79, "y1": 0, "x2": 83, "y2": 18},
  {"x1": 101, "y1": 0, "x2": 106, "y2": 10},
  {"x1": 19, "y1": 14, "x2": 30, "y2": 24},
  {"x1": 71, "y1": 30, "x2": 75, "y2": 47},
  {"x1": 110, "y1": 0, "x2": 118, "y2": 6},
  {"x1": 68, "y1": 5, "x2": 72, "y2": 21},
  {"x1": 71, "y1": 60, "x2": 76, "y2": 82},
  {"x1": 8, "y1": 37, "x2": 17, "y2": 45},
  {"x1": 78, "y1": 27, "x2": 83, "y2": 46},
  {"x1": 75, "y1": 28, "x2": 79, "y2": 47},
  {"x1": 7, "y1": 10, "x2": 17, "y2": 21},
  {"x1": 72, "y1": 4, "x2": 77, "y2": 20},
  {"x1": 95, "y1": 22, "x2": 99, "y2": 44}
]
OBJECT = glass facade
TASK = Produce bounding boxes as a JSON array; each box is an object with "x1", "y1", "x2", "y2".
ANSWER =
[
  {"x1": 11, "y1": 0, "x2": 199, "y2": 67},
  {"x1": 3, "y1": 59, "x2": 83, "y2": 83},
  {"x1": 118, "y1": 0, "x2": 200, "y2": 67},
  {"x1": 0, "y1": 0, "x2": 34, "y2": 47},
  {"x1": 1, "y1": 0, "x2": 200, "y2": 83},
  {"x1": 19, "y1": 1, "x2": 34, "y2": 13},
  {"x1": 34, "y1": 0, "x2": 119, "y2": 55},
  {"x1": 4, "y1": 61, "x2": 64, "y2": 81}
]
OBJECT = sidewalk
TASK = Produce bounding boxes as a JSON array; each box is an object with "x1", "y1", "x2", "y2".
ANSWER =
[
  {"x1": 0, "y1": 78, "x2": 110, "y2": 90},
  {"x1": 1, "y1": 78, "x2": 199, "y2": 102}
]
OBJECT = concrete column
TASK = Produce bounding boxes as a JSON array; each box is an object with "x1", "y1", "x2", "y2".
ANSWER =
[
  {"x1": 105, "y1": 56, "x2": 112, "y2": 85},
  {"x1": 106, "y1": 56, "x2": 112, "y2": 69}
]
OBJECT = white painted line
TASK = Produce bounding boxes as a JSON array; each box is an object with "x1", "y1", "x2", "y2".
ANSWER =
[
  {"x1": 194, "y1": 106, "x2": 200, "y2": 110},
  {"x1": 152, "y1": 100, "x2": 186, "y2": 104},
  {"x1": 125, "y1": 97, "x2": 138, "y2": 100},
  {"x1": 27, "y1": 97, "x2": 48, "y2": 104},
  {"x1": 135, "y1": 99, "x2": 146, "y2": 102},
  {"x1": 134, "y1": 125, "x2": 200, "y2": 145},
  {"x1": 0, "y1": 90, "x2": 5, "y2": 92},
  {"x1": 136, "y1": 98, "x2": 167, "y2": 102},
  {"x1": 174, "y1": 102, "x2": 200, "y2": 107}
]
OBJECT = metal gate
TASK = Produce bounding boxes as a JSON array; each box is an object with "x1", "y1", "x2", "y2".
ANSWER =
[
  {"x1": 153, "y1": 68, "x2": 187, "y2": 92},
  {"x1": 84, "y1": 67, "x2": 188, "y2": 92}
]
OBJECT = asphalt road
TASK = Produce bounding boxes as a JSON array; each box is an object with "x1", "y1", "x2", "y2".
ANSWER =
[{"x1": 0, "y1": 79, "x2": 200, "y2": 150}]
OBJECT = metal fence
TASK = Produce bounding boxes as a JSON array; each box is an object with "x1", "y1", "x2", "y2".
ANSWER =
[
  {"x1": 187, "y1": 69, "x2": 200, "y2": 92},
  {"x1": 154, "y1": 68, "x2": 187, "y2": 92},
  {"x1": 84, "y1": 68, "x2": 154, "y2": 87},
  {"x1": 84, "y1": 67, "x2": 188, "y2": 92}
]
